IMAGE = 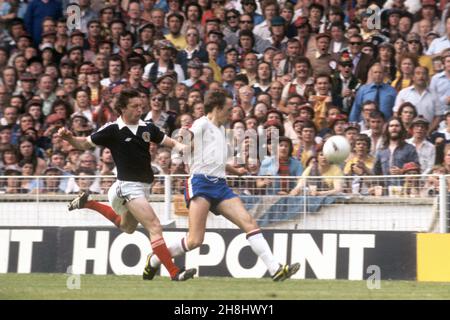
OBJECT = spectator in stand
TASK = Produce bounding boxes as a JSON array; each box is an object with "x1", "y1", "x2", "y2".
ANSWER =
[
  {"x1": 257, "y1": 136, "x2": 303, "y2": 195},
  {"x1": 396, "y1": 102, "x2": 418, "y2": 137},
  {"x1": 283, "y1": 94, "x2": 304, "y2": 145},
  {"x1": 309, "y1": 74, "x2": 333, "y2": 131},
  {"x1": 290, "y1": 149, "x2": 344, "y2": 197},
  {"x1": 430, "y1": 50, "x2": 450, "y2": 116},
  {"x1": 331, "y1": 52, "x2": 361, "y2": 114},
  {"x1": 406, "y1": 117, "x2": 436, "y2": 174},
  {"x1": 181, "y1": 59, "x2": 208, "y2": 95},
  {"x1": 280, "y1": 57, "x2": 315, "y2": 111},
  {"x1": 33, "y1": 166, "x2": 65, "y2": 194},
  {"x1": 347, "y1": 33, "x2": 374, "y2": 84},
  {"x1": 401, "y1": 162, "x2": 421, "y2": 197},
  {"x1": 350, "y1": 63, "x2": 397, "y2": 123},
  {"x1": 1, "y1": 167, "x2": 28, "y2": 194},
  {"x1": 394, "y1": 65, "x2": 442, "y2": 134},
  {"x1": 70, "y1": 168, "x2": 98, "y2": 194},
  {"x1": 17, "y1": 135, "x2": 46, "y2": 175},
  {"x1": 176, "y1": 27, "x2": 208, "y2": 76},
  {"x1": 143, "y1": 89, "x2": 176, "y2": 136},
  {"x1": 426, "y1": 14, "x2": 450, "y2": 56},
  {"x1": 391, "y1": 53, "x2": 419, "y2": 92},
  {"x1": 65, "y1": 151, "x2": 100, "y2": 194},
  {"x1": 293, "y1": 119, "x2": 319, "y2": 168},
  {"x1": 24, "y1": 0, "x2": 62, "y2": 46},
  {"x1": 143, "y1": 40, "x2": 185, "y2": 83},
  {"x1": 374, "y1": 117, "x2": 419, "y2": 187},
  {"x1": 344, "y1": 133, "x2": 375, "y2": 176},
  {"x1": 361, "y1": 110, "x2": 386, "y2": 157},
  {"x1": 357, "y1": 101, "x2": 378, "y2": 132}
]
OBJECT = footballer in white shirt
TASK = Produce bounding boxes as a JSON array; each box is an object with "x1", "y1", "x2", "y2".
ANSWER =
[{"x1": 144, "y1": 91, "x2": 300, "y2": 281}]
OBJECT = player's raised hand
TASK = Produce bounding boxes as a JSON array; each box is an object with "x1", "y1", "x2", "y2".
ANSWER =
[{"x1": 57, "y1": 127, "x2": 73, "y2": 141}]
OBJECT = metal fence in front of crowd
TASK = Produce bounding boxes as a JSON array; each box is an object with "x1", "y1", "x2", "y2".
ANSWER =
[{"x1": 0, "y1": 174, "x2": 448, "y2": 233}]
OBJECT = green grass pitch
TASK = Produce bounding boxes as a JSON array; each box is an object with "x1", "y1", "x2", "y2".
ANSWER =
[{"x1": 0, "y1": 274, "x2": 449, "y2": 300}]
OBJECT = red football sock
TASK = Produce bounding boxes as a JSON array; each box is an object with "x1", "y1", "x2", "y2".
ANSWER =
[
  {"x1": 151, "y1": 237, "x2": 179, "y2": 278},
  {"x1": 85, "y1": 201, "x2": 122, "y2": 227}
]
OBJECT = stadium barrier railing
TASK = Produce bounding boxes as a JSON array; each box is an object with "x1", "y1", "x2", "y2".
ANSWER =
[{"x1": 0, "y1": 174, "x2": 448, "y2": 232}]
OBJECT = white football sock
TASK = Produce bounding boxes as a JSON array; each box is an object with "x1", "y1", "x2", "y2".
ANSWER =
[{"x1": 247, "y1": 231, "x2": 280, "y2": 276}]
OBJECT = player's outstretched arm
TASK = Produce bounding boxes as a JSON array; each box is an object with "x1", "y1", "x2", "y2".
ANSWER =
[
  {"x1": 161, "y1": 128, "x2": 194, "y2": 155},
  {"x1": 57, "y1": 127, "x2": 94, "y2": 150},
  {"x1": 226, "y1": 164, "x2": 247, "y2": 176}
]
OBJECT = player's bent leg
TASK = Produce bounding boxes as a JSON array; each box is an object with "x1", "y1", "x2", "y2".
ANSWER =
[
  {"x1": 68, "y1": 191, "x2": 122, "y2": 228},
  {"x1": 125, "y1": 197, "x2": 162, "y2": 238},
  {"x1": 215, "y1": 197, "x2": 259, "y2": 232},
  {"x1": 119, "y1": 210, "x2": 139, "y2": 234},
  {"x1": 186, "y1": 196, "x2": 211, "y2": 250},
  {"x1": 216, "y1": 197, "x2": 300, "y2": 281},
  {"x1": 127, "y1": 197, "x2": 196, "y2": 281},
  {"x1": 144, "y1": 196, "x2": 210, "y2": 279}
]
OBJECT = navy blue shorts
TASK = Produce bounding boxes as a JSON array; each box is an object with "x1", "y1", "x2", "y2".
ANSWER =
[{"x1": 184, "y1": 174, "x2": 238, "y2": 215}]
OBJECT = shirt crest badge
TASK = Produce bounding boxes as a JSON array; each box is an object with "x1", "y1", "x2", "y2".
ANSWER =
[{"x1": 142, "y1": 131, "x2": 151, "y2": 142}]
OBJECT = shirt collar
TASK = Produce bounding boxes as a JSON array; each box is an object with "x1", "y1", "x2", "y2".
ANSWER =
[{"x1": 117, "y1": 116, "x2": 146, "y2": 130}]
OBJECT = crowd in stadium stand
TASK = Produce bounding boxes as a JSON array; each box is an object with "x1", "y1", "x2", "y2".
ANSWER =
[{"x1": 0, "y1": 0, "x2": 449, "y2": 197}]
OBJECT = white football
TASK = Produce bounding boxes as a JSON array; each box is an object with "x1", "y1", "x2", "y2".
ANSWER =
[{"x1": 323, "y1": 135, "x2": 351, "y2": 164}]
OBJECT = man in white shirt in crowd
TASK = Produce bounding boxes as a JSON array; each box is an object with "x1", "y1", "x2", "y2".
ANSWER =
[
  {"x1": 430, "y1": 49, "x2": 450, "y2": 117},
  {"x1": 406, "y1": 117, "x2": 435, "y2": 174},
  {"x1": 427, "y1": 15, "x2": 450, "y2": 56},
  {"x1": 394, "y1": 65, "x2": 442, "y2": 133}
]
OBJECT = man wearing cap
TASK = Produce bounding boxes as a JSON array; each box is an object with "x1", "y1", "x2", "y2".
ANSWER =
[
  {"x1": 308, "y1": 33, "x2": 338, "y2": 76},
  {"x1": 266, "y1": 16, "x2": 289, "y2": 51},
  {"x1": 165, "y1": 12, "x2": 187, "y2": 51},
  {"x1": 426, "y1": 14, "x2": 450, "y2": 56},
  {"x1": 294, "y1": 16, "x2": 316, "y2": 58},
  {"x1": 143, "y1": 40, "x2": 185, "y2": 83},
  {"x1": 17, "y1": 73, "x2": 36, "y2": 101},
  {"x1": 136, "y1": 23, "x2": 155, "y2": 53},
  {"x1": 182, "y1": 59, "x2": 208, "y2": 94},
  {"x1": 331, "y1": 52, "x2": 361, "y2": 113},
  {"x1": 406, "y1": 117, "x2": 435, "y2": 174},
  {"x1": 395, "y1": 65, "x2": 441, "y2": 133}
]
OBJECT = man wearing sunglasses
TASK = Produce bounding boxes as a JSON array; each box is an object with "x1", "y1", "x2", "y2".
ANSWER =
[
  {"x1": 224, "y1": 13, "x2": 271, "y2": 53},
  {"x1": 347, "y1": 34, "x2": 375, "y2": 83},
  {"x1": 223, "y1": 9, "x2": 240, "y2": 41}
]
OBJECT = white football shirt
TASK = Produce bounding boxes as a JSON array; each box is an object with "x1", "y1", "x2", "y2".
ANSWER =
[{"x1": 189, "y1": 116, "x2": 228, "y2": 178}]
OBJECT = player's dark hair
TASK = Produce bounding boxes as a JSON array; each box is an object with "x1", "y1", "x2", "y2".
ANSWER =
[
  {"x1": 204, "y1": 90, "x2": 231, "y2": 114},
  {"x1": 115, "y1": 89, "x2": 141, "y2": 115}
]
